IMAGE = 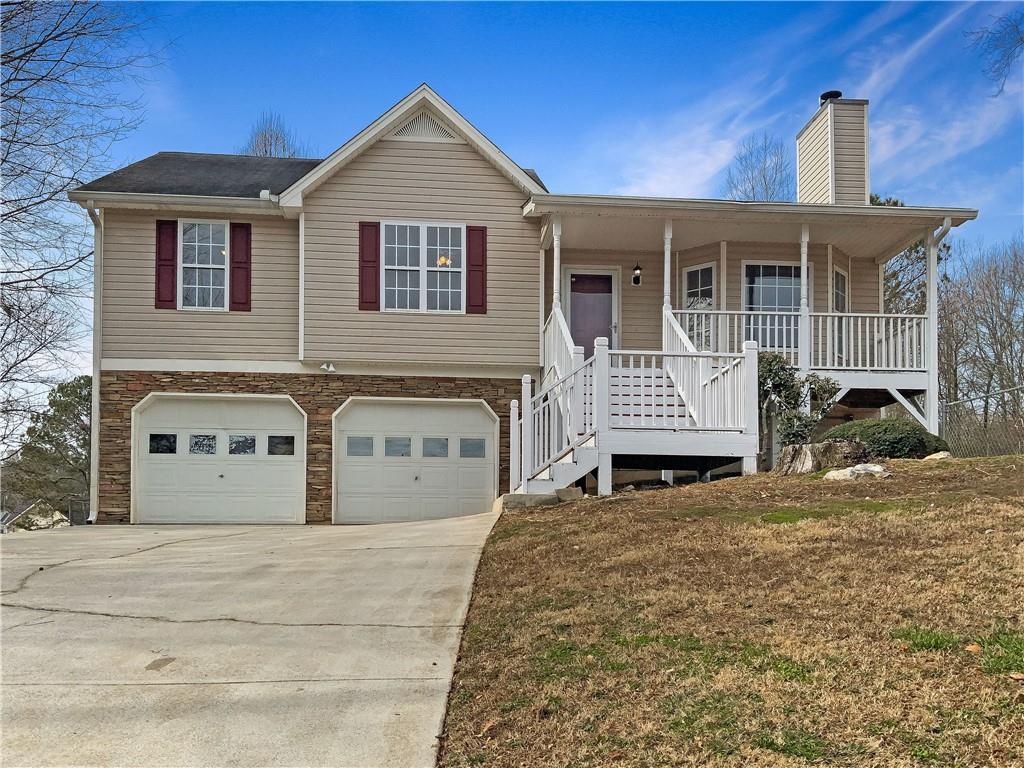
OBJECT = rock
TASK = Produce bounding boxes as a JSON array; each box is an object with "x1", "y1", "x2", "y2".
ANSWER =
[
  {"x1": 774, "y1": 440, "x2": 869, "y2": 475},
  {"x1": 555, "y1": 487, "x2": 584, "y2": 502},
  {"x1": 922, "y1": 451, "x2": 953, "y2": 461},
  {"x1": 823, "y1": 463, "x2": 891, "y2": 481}
]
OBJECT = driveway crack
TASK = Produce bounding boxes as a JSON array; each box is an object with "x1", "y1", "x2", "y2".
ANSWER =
[{"x1": 0, "y1": 602, "x2": 462, "y2": 629}]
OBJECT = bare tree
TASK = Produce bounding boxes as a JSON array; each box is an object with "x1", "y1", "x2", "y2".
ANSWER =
[
  {"x1": 872, "y1": 194, "x2": 951, "y2": 314},
  {"x1": 969, "y1": 9, "x2": 1024, "y2": 95},
  {"x1": 721, "y1": 132, "x2": 794, "y2": 202},
  {"x1": 238, "y1": 110, "x2": 313, "y2": 158},
  {"x1": 1, "y1": 2, "x2": 154, "y2": 449}
]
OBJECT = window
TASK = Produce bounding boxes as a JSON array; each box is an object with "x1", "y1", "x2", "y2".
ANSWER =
[
  {"x1": 149, "y1": 433, "x2": 177, "y2": 454},
  {"x1": 267, "y1": 435, "x2": 295, "y2": 456},
  {"x1": 744, "y1": 263, "x2": 805, "y2": 350},
  {"x1": 832, "y1": 269, "x2": 848, "y2": 313},
  {"x1": 228, "y1": 434, "x2": 256, "y2": 455},
  {"x1": 382, "y1": 222, "x2": 464, "y2": 313},
  {"x1": 684, "y1": 264, "x2": 715, "y2": 309},
  {"x1": 346, "y1": 436, "x2": 374, "y2": 457},
  {"x1": 384, "y1": 436, "x2": 412, "y2": 457},
  {"x1": 422, "y1": 437, "x2": 448, "y2": 458},
  {"x1": 459, "y1": 438, "x2": 486, "y2": 458},
  {"x1": 189, "y1": 434, "x2": 217, "y2": 455},
  {"x1": 180, "y1": 221, "x2": 228, "y2": 310}
]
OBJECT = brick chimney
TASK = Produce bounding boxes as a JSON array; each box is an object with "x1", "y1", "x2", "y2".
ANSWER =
[{"x1": 796, "y1": 91, "x2": 869, "y2": 205}]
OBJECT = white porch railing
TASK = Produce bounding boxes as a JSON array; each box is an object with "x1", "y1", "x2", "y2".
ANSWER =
[
  {"x1": 809, "y1": 313, "x2": 927, "y2": 371},
  {"x1": 541, "y1": 307, "x2": 578, "y2": 383},
  {"x1": 674, "y1": 310, "x2": 800, "y2": 365},
  {"x1": 674, "y1": 309, "x2": 927, "y2": 372}
]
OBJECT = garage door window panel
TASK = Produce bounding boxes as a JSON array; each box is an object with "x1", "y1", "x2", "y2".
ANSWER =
[
  {"x1": 346, "y1": 436, "x2": 374, "y2": 457},
  {"x1": 228, "y1": 434, "x2": 256, "y2": 455},
  {"x1": 460, "y1": 438, "x2": 486, "y2": 458},
  {"x1": 189, "y1": 434, "x2": 217, "y2": 455},
  {"x1": 267, "y1": 435, "x2": 295, "y2": 456},
  {"x1": 422, "y1": 437, "x2": 449, "y2": 458},
  {"x1": 384, "y1": 436, "x2": 412, "y2": 457},
  {"x1": 148, "y1": 433, "x2": 177, "y2": 454}
]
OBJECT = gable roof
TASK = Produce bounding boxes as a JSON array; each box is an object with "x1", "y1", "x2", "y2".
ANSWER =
[
  {"x1": 277, "y1": 84, "x2": 547, "y2": 211},
  {"x1": 74, "y1": 152, "x2": 322, "y2": 198}
]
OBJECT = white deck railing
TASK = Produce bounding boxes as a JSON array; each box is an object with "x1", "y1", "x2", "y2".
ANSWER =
[
  {"x1": 541, "y1": 306, "x2": 578, "y2": 383},
  {"x1": 810, "y1": 313, "x2": 927, "y2": 371},
  {"x1": 674, "y1": 309, "x2": 927, "y2": 372}
]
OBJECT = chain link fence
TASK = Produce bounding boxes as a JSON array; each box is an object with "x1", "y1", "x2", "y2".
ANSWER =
[{"x1": 940, "y1": 386, "x2": 1024, "y2": 458}]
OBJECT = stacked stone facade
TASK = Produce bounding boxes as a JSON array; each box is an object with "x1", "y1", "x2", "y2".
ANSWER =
[{"x1": 99, "y1": 371, "x2": 520, "y2": 524}]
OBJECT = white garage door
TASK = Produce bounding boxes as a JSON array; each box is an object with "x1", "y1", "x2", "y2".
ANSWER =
[
  {"x1": 335, "y1": 399, "x2": 496, "y2": 524},
  {"x1": 135, "y1": 396, "x2": 305, "y2": 524}
]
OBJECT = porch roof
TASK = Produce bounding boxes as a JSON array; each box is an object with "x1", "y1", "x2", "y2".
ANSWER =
[{"x1": 523, "y1": 194, "x2": 977, "y2": 263}]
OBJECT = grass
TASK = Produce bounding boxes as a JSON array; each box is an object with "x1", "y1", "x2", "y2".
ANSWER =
[{"x1": 439, "y1": 456, "x2": 1024, "y2": 768}]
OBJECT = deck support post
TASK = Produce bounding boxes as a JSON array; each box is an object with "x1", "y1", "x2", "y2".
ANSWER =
[
  {"x1": 509, "y1": 400, "x2": 520, "y2": 492},
  {"x1": 520, "y1": 376, "x2": 533, "y2": 488},
  {"x1": 743, "y1": 340, "x2": 760, "y2": 474},
  {"x1": 551, "y1": 216, "x2": 562, "y2": 309},
  {"x1": 925, "y1": 217, "x2": 950, "y2": 434},
  {"x1": 661, "y1": 470, "x2": 674, "y2": 485},
  {"x1": 594, "y1": 336, "x2": 612, "y2": 495}
]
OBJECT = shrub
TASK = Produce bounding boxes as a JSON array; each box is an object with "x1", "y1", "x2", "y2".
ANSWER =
[{"x1": 822, "y1": 418, "x2": 948, "y2": 459}]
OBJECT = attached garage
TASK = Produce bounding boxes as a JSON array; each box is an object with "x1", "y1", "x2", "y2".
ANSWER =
[
  {"x1": 333, "y1": 398, "x2": 498, "y2": 524},
  {"x1": 133, "y1": 394, "x2": 306, "y2": 524}
]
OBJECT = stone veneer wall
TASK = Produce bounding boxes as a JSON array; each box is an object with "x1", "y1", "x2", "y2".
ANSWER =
[{"x1": 99, "y1": 371, "x2": 520, "y2": 524}]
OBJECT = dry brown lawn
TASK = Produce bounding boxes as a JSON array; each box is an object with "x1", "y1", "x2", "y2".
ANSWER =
[{"x1": 439, "y1": 456, "x2": 1024, "y2": 768}]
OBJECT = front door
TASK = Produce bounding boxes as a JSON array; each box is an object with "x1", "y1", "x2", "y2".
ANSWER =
[{"x1": 566, "y1": 271, "x2": 615, "y2": 357}]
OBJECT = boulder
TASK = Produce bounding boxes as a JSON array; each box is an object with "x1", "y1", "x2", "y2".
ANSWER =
[
  {"x1": 823, "y1": 463, "x2": 891, "y2": 481},
  {"x1": 773, "y1": 440, "x2": 869, "y2": 475},
  {"x1": 922, "y1": 451, "x2": 953, "y2": 461},
  {"x1": 555, "y1": 486, "x2": 584, "y2": 502}
]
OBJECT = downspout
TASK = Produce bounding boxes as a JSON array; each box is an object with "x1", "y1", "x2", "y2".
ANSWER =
[{"x1": 86, "y1": 203, "x2": 103, "y2": 523}]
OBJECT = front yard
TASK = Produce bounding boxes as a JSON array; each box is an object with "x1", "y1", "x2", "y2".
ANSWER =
[{"x1": 439, "y1": 456, "x2": 1024, "y2": 767}]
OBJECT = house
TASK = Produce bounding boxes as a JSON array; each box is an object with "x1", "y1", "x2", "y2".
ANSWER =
[{"x1": 69, "y1": 85, "x2": 976, "y2": 524}]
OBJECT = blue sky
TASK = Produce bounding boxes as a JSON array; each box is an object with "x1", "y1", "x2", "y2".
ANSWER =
[{"x1": 119, "y1": 1, "x2": 1022, "y2": 243}]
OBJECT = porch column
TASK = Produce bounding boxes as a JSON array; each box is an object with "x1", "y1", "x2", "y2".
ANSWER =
[
  {"x1": 663, "y1": 219, "x2": 673, "y2": 307},
  {"x1": 798, "y1": 224, "x2": 811, "y2": 373},
  {"x1": 925, "y1": 219, "x2": 949, "y2": 433},
  {"x1": 551, "y1": 216, "x2": 562, "y2": 308}
]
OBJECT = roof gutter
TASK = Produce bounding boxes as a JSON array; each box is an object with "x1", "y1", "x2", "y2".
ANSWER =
[{"x1": 67, "y1": 190, "x2": 284, "y2": 217}]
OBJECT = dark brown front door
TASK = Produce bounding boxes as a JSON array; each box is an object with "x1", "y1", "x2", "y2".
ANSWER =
[{"x1": 568, "y1": 272, "x2": 614, "y2": 357}]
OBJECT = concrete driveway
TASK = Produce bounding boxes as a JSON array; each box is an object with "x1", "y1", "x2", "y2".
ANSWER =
[{"x1": 1, "y1": 513, "x2": 498, "y2": 768}]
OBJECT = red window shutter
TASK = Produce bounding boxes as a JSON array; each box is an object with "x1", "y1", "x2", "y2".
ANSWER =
[
  {"x1": 358, "y1": 221, "x2": 380, "y2": 311},
  {"x1": 154, "y1": 220, "x2": 177, "y2": 309},
  {"x1": 229, "y1": 223, "x2": 252, "y2": 311},
  {"x1": 466, "y1": 225, "x2": 487, "y2": 314}
]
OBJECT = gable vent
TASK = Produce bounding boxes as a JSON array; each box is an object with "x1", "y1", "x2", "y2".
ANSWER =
[{"x1": 391, "y1": 111, "x2": 462, "y2": 143}]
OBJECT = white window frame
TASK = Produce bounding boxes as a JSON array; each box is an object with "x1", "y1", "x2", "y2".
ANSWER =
[
  {"x1": 681, "y1": 261, "x2": 717, "y2": 310},
  {"x1": 379, "y1": 220, "x2": 467, "y2": 315},
  {"x1": 177, "y1": 219, "x2": 230, "y2": 312},
  {"x1": 831, "y1": 265, "x2": 849, "y2": 313},
  {"x1": 740, "y1": 259, "x2": 814, "y2": 311}
]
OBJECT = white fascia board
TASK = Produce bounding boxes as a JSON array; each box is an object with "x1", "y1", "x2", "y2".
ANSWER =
[
  {"x1": 68, "y1": 190, "x2": 283, "y2": 217},
  {"x1": 278, "y1": 84, "x2": 545, "y2": 208},
  {"x1": 523, "y1": 194, "x2": 978, "y2": 224}
]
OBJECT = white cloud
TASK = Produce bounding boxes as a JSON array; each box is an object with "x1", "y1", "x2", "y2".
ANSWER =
[{"x1": 855, "y1": 3, "x2": 974, "y2": 101}]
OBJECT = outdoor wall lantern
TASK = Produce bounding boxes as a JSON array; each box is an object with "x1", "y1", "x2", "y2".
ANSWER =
[{"x1": 632, "y1": 262, "x2": 643, "y2": 286}]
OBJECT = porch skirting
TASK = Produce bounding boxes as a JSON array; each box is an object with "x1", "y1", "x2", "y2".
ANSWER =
[{"x1": 97, "y1": 370, "x2": 520, "y2": 524}]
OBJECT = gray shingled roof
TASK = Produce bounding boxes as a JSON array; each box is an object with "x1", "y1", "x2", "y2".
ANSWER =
[
  {"x1": 75, "y1": 151, "x2": 547, "y2": 198},
  {"x1": 74, "y1": 152, "x2": 323, "y2": 198}
]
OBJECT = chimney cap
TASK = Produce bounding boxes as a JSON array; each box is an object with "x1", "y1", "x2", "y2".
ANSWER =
[{"x1": 820, "y1": 90, "x2": 843, "y2": 105}]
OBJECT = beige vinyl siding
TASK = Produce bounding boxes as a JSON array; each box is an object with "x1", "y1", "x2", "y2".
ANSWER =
[
  {"x1": 796, "y1": 108, "x2": 832, "y2": 204},
  {"x1": 832, "y1": 102, "x2": 869, "y2": 205},
  {"x1": 101, "y1": 209, "x2": 299, "y2": 360},
  {"x1": 302, "y1": 139, "x2": 541, "y2": 367}
]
